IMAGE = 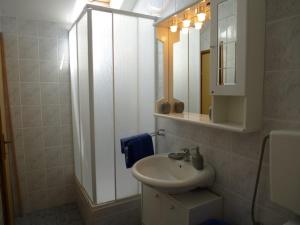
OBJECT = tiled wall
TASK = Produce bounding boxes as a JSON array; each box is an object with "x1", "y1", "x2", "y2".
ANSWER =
[
  {"x1": 149, "y1": 0, "x2": 300, "y2": 224},
  {"x1": 0, "y1": 17, "x2": 75, "y2": 213}
]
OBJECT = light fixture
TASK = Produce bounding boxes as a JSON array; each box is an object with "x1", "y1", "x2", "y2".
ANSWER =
[
  {"x1": 182, "y1": 19, "x2": 191, "y2": 28},
  {"x1": 197, "y1": 12, "x2": 206, "y2": 22},
  {"x1": 170, "y1": 25, "x2": 178, "y2": 32},
  {"x1": 181, "y1": 27, "x2": 189, "y2": 34},
  {"x1": 194, "y1": 21, "x2": 203, "y2": 29},
  {"x1": 166, "y1": 2, "x2": 210, "y2": 34},
  {"x1": 193, "y1": 17, "x2": 203, "y2": 30},
  {"x1": 182, "y1": 12, "x2": 191, "y2": 28},
  {"x1": 169, "y1": 16, "x2": 178, "y2": 33},
  {"x1": 197, "y1": 5, "x2": 206, "y2": 22}
]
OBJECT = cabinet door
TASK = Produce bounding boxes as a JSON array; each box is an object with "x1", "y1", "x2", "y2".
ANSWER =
[
  {"x1": 142, "y1": 186, "x2": 162, "y2": 225},
  {"x1": 162, "y1": 196, "x2": 188, "y2": 225},
  {"x1": 210, "y1": 0, "x2": 246, "y2": 96}
]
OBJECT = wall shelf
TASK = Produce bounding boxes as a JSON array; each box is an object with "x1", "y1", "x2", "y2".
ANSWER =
[{"x1": 154, "y1": 112, "x2": 247, "y2": 133}]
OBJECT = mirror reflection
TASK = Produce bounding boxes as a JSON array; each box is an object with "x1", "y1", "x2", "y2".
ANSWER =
[
  {"x1": 217, "y1": 0, "x2": 237, "y2": 85},
  {"x1": 173, "y1": 23, "x2": 211, "y2": 114},
  {"x1": 157, "y1": 40, "x2": 165, "y2": 100}
]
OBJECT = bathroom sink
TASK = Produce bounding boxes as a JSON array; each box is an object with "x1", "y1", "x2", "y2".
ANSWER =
[{"x1": 132, "y1": 154, "x2": 215, "y2": 194}]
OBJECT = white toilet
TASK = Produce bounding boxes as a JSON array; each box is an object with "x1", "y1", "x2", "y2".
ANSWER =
[{"x1": 270, "y1": 130, "x2": 300, "y2": 225}]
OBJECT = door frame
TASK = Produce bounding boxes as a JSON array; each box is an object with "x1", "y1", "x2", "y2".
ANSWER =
[
  {"x1": 200, "y1": 49, "x2": 211, "y2": 114},
  {"x1": 0, "y1": 32, "x2": 15, "y2": 225}
]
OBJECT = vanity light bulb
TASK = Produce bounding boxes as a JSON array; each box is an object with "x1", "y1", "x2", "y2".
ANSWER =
[
  {"x1": 197, "y1": 12, "x2": 206, "y2": 22},
  {"x1": 181, "y1": 27, "x2": 189, "y2": 34},
  {"x1": 170, "y1": 25, "x2": 178, "y2": 33},
  {"x1": 194, "y1": 21, "x2": 203, "y2": 30},
  {"x1": 182, "y1": 19, "x2": 191, "y2": 28}
]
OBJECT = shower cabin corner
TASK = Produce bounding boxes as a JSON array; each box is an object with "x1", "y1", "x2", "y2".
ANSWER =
[{"x1": 68, "y1": 5, "x2": 157, "y2": 214}]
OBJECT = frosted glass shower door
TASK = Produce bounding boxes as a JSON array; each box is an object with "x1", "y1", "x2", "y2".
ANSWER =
[
  {"x1": 91, "y1": 10, "x2": 115, "y2": 204},
  {"x1": 113, "y1": 14, "x2": 139, "y2": 199},
  {"x1": 69, "y1": 25, "x2": 82, "y2": 183},
  {"x1": 138, "y1": 18, "x2": 155, "y2": 134},
  {"x1": 77, "y1": 13, "x2": 94, "y2": 200}
]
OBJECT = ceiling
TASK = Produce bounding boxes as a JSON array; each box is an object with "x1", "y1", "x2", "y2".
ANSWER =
[{"x1": 0, "y1": 0, "x2": 137, "y2": 24}]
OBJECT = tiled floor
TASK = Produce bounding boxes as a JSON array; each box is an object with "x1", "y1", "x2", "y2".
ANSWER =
[{"x1": 15, "y1": 204, "x2": 84, "y2": 225}]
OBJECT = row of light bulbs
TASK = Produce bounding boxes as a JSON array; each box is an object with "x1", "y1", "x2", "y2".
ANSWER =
[{"x1": 169, "y1": 4, "x2": 208, "y2": 34}]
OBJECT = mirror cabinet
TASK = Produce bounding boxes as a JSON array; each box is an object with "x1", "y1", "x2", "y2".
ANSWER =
[{"x1": 155, "y1": 0, "x2": 265, "y2": 132}]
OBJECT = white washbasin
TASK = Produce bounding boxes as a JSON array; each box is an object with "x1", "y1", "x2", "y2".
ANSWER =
[{"x1": 132, "y1": 154, "x2": 215, "y2": 194}]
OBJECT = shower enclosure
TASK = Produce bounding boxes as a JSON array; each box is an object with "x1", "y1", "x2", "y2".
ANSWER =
[{"x1": 69, "y1": 5, "x2": 156, "y2": 205}]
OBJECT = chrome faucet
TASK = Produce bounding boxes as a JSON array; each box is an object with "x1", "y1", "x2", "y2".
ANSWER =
[{"x1": 181, "y1": 148, "x2": 190, "y2": 162}]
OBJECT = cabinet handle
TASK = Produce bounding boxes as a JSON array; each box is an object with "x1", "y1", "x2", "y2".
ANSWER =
[
  {"x1": 169, "y1": 205, "x2": 175, "y2": 210},
  {"x1": 154, "y1": 194, "x2": 159, "y2": 198}
]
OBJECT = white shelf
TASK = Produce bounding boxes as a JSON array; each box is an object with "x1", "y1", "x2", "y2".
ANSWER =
[{"x1": 154, "y1": 112, "x2": 247, "y2": 133}]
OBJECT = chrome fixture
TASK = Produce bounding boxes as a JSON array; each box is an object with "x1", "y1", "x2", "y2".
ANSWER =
[{"x1": 150, "y1": 129, "x2": 165, "y2": 137}]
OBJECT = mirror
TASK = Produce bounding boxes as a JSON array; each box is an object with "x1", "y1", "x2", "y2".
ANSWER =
[
  {"x1": 172, "y1": 23, "x2": 211, "y2": 114},
  {"x1": 155, "y1": 0, "x2": 213, "y2": 116},
  {"x1": 217, "y1": 0, "x2": 237, "y2": 85}
]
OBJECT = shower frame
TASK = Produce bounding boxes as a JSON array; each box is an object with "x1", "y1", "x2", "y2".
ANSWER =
[{"x1": 69, "y1": 4, "x2": 157, "y2": 205}]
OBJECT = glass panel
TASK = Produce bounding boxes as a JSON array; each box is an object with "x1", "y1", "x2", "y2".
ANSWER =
[
  {"x1": 77, "y1": 12, "x2": 93, "y2": 200},
  {"x1": 113, "y1": 13, "x2": 139, "y2": 199},
  {"x1": 217, "y1": 0, "x2": 237, "y2": 86},
  {"x1": 69, "y1": 25, "x2": 82, "y2": 184},
  {"x1": 138, "y1": 18, "x2": 155, "y2": 134},
  {"x1": 92, "y1": 10, "x2": 115, "y2": 204},
  {"x1": 138, "y1": 18, "x2": 155, "y2": 194}
]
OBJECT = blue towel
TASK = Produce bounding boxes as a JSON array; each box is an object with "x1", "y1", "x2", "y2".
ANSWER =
[
  {"x1": 200, "y1": 219, "x2": 231, "y2": 225},
  {"x1": 120, "y1": 133, "x2": 154, "y2": 168}
]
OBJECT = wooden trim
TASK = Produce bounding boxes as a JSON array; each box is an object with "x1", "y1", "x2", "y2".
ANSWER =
[
  {"x1": 1, "y1": 33, "x2": 23, "y2": 216},
  {"x1": 0, "y1": 33, "x2": 15, "y2": 225},
  {"x1": 200, "y1": 50, "x2": 211, "y2": 114}
]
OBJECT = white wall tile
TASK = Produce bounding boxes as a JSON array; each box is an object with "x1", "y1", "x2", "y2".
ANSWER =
[{"x1": 2, "y1": 16, "x2": 73, "y2": 213}]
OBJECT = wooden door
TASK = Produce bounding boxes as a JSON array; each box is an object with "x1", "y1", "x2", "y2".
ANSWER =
[
  {"x1": 0, "y1": 33, "x2": 15, "y2": 225},
  {"x1": 201, "y1": 50, "x2": 212, "y2": 114}
]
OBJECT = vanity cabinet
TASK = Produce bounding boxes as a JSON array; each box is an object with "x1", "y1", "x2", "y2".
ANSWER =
[{"x1": 142, "y1": 185, "x2": 223, "y2": 225}]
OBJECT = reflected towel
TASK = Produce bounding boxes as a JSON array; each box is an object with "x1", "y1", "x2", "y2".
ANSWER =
[{"x1": 120, "y1": 133, "x2": 154, "y2": 168}]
